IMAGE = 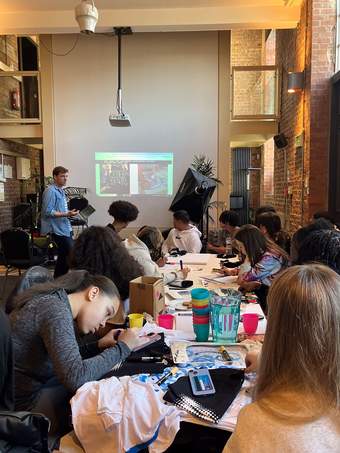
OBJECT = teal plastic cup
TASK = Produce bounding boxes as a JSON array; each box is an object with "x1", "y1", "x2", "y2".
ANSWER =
[{"x1": 193, "y1": 323, "x2": 210, "y2": 342}]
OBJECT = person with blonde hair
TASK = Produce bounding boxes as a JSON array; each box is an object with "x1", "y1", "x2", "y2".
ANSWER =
[
  {"x1": 125, "y1": 226, "x2": 189, "y2": 284},
  {"x1": 223, "y1": 264, "x2": 340, "y2": 452}
]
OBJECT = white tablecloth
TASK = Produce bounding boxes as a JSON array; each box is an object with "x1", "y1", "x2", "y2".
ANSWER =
[{"x1": 163, "y1": 253, "x2": 267, "y2": 336}]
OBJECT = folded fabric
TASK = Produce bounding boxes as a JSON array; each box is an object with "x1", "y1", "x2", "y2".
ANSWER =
[
  {"x1": 71, "y1": 376, "x2": 181, "y2": 453},
  {"x1": 163, "y1": 368, "x2": 244, "y2": 423}
]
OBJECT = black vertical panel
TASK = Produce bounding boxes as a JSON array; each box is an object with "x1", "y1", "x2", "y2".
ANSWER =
[
  {"x1": 329, "y1": 72, "x2": 340, "y2": 222},
  {"x1": 232, "y1": 148, "x2": 251, "y2": 224}
]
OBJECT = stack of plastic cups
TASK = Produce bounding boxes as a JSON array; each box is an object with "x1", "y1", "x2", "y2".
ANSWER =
[{"x1": 191, "y1": 288, "x2": 210, "y2": 342}]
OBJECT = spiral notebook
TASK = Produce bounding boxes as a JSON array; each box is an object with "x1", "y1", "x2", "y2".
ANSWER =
[{"x1": 163, "y1": 368, "x2": 244, "y2": 423}]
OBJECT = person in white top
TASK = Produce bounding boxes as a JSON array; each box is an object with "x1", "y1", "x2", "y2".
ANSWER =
[
  {"x1": 223, "y1": 264, "x2": 340, "y2": 453},
  {"x1": 125, "y1": 226, "x2": 189, "y2": 284},
  {"x1": 162, "y1": 210, "x2": 202, "y2": 254}
]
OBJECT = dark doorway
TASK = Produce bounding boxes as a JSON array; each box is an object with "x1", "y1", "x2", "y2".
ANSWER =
[{"x1": 328, "y1": 71, "x2": 340, "y2": 223}]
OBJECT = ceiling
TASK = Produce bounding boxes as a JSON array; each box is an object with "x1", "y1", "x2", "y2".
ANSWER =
[
  {"x1": 0, "y1": 0, "x2": 302, "y2": 34},
  {"x1": 0, "y1": 0, "x2": 298, "y2": 12}
]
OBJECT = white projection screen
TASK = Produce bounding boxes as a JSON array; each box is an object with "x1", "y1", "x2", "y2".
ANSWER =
[{"x1": 51, "y1": 32, "x2": 218, "y2": 228}]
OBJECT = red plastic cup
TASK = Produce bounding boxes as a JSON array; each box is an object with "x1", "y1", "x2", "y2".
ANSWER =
[
  {"x1": 158, "y1": 314, "x2": 174, "y2": 329},
  {"x1": 242, "y1": 313, "x2": 259, "y2": 335},
  {"x1": 193, "y1": 316, "x2": 210, "y2": 325}
]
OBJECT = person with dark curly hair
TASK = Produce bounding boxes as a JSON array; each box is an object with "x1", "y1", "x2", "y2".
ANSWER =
[
  {"x1": 107, "y1": 200, "x2": 139, "y2": 233},
  {"x1": 290, "y1": 217, "x2": 334, "y2": 263},
  {"x1": 297, "y1": 229, "x2": 340, "y2": 274},
  {"x1": 70, "y1": 226, "x2": 143, "y2": 302}
]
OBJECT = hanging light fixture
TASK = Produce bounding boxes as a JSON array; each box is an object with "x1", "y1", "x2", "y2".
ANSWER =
[
  {"x1": 287, "y1": 71, "x2": 305, "y2": 93},
  {"x1": 75, "y1": 0, "x2": 99, "y2": 34},
  {"x1": 109, "y1": 27, "x2": 132, "y2": 127}
]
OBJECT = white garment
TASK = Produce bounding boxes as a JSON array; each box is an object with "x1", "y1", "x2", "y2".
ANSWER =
[
  {"x1": 223, "y1": 391, "x2": 340, "y2": 453},
  {"x1": 162, "y1": 225, "x2": 202, "y2": 254},
  {"x1": 124, "y1": 235, "x2": 180, "y2": 285},
  {"x1": 70, "y1": 376, "x2": 181, "y2": 453}
]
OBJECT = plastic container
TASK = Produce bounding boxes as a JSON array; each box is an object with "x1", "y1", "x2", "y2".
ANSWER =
[
  {"x1": 128, "y1": 313, "x2": 144, "y2": 328},
  {"x1": 242, "y1": 313, "x2": 259, "y2": 335},
  {"x1": 158, "y1": 314, "x2": 175, "y2": 329},
  {"x1": 193, "y1": 323, "x2": 210, "y2": 342},
  {"x1": 192, "y1": 315, "x2": 210, "y2": 324},
  {"x1": 210, "y1": 290, "x2": 241, "y2": 343},
  {"x1": 191, "y1": 288, "x2": 210, "y2": 306}
]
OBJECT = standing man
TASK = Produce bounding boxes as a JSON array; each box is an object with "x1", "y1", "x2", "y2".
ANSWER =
[{"x1": 41, "y1": 166, "x2": 79, "y2": 277}]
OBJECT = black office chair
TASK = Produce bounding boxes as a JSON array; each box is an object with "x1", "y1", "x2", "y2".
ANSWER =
[
  {"x1": 0, "y1": 309, "x2": 50, "y2": 452},
  {"x1": 0, "y1": 229, "x2": 47, "y2": 297},
  {"x1": 5, "y1": 266, "x2": 53, "y2": 314}
]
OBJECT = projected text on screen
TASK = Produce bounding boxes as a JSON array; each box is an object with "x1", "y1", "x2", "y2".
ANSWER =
[{"x1": 95, "y1": 152, "x2": 173, "y2": 197}]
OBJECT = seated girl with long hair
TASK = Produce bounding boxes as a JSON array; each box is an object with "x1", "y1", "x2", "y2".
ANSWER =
[
  {"x1": 234, "y1": 224, "x2": 289, "y2": 287},
  {"x1": 125, "y1": 226, "x2": 190, "y2": 284},
  {"x1": 223, "y1": 264, "x2": 340, "y2": 452},
  {"x1": 10, "y1": 271, "x2": 139, "y2": 436}
]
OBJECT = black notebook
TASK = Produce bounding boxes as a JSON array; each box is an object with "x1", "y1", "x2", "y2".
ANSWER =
[
  {"x1": 103, "y1": 333, "x2": 171, "y2": 378},
  {"x1": 163, "y1": 368, "x2": 244, "y2": 424}
]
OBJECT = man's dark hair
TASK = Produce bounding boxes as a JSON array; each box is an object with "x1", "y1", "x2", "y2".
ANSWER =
[
  {"x1": 297, "y1": 229, "x2": 340, "y2": 274},
  {"x1": 70, "y1": 226, "x2": 143, "y2": 300},
  {"x1": 53, "y1": 166, "x2": 68, "y2": 177},
  {"x1": 108, "y1": 201, "x2": 139, "y2": 223},
  {"x1": 173, "y1": 210, "x2": 191, "y2": 224},
  {"x1": 219, "y1": 210, "x2": 239, "y2": 227},
  {"x1": 254, "y1": 205, "x2": 277, "y2": 226},
  {"x1": 256, "y1": 212, "x2": 282, "y2": 239}
]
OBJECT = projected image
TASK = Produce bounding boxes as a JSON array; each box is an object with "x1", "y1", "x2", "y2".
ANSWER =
[{"x1": 96, "y1": 152, "x2": 173, "y2": 197}]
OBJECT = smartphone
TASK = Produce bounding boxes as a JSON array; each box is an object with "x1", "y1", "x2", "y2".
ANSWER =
[{"x1": 188, "y1": 369, "x2": 216, "y2": 396}]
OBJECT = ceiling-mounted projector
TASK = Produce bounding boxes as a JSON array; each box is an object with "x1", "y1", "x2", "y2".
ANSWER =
[
  {"x1": 109, "y1": 27, "x2": 132, "y2": 127},
  {"x1": 109, "y1": 112, "x2": 131, "y2": 127},
  {"x1": 75, "y1": 0, "x2": 98, "y2": 34}
]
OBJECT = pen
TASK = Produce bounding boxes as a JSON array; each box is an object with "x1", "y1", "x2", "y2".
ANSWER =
[
  {"x1": 155, "y1": 367, "x2": 179, "y2": 385},
  {"x1": 128, "y1": 356, "x2": 163, "y2": 362}
]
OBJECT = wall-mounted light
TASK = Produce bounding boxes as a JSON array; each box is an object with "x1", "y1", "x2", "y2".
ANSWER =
[{"x1": 287, "y1": 71, "x2": 305, "y2": 93}]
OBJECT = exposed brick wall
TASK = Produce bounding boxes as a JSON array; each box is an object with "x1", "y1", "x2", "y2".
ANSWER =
[
  {"x1": 274, "y1": 0, "x2": 335, "y2": 233},
  {"x1": 0, "y1": 139, "x2": 42, "y2": 232},
  {"x1": 309, "y1": 0, "x2": 336, "y2": 215},
  {"x1": 231, "y1": 30, "x2": 264, "y2": 117},
  {"x1": 262, "y1": 139, "x2": 275, "y2": 206},
  {"x1": 231, "y1": 31, "x2": 263, "y2": 66}
]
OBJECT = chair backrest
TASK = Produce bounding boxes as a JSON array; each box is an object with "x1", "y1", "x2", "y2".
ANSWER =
[
  {"x1": 5, "y1": 266, "x2": 53, "y2": 314},
  {"x1": 0, "y1": 308, "x2": 14, "y2": 411},
  {"x1": 0, "y1": 229, "x2": 31, "y2": 261}
]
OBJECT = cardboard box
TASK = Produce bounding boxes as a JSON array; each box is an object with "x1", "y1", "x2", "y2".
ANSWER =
[{"x1": 129, "y1": 276, "x2": 165, "y2": 320}]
